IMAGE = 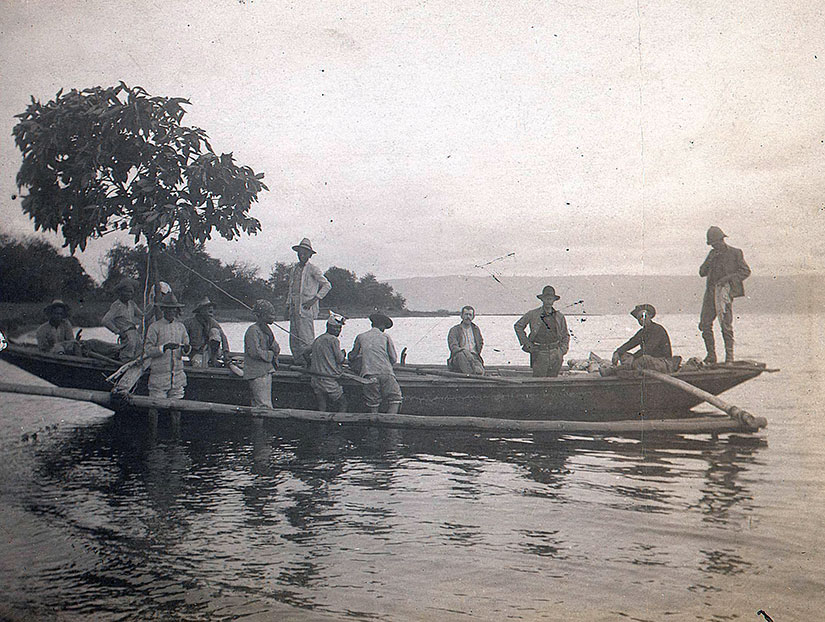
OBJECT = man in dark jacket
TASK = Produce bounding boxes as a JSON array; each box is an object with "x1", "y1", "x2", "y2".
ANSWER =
[
  {"x1": 514, "y1": 285, "x2": 570, "y2": 377},
  {"x1": 612, "y1": 304, "x2": 678, "y2": 372},
  {"x1": 699, "y1": 226, "x2": 751, "y2": 364},
  {"x1": 447, "y1": 305, "x2": 484, "y2": 375}
]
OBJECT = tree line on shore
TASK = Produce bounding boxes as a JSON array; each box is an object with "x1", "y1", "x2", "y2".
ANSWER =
[{"x1": 0, "y1": 233, "x2": 406, "y2": 316}]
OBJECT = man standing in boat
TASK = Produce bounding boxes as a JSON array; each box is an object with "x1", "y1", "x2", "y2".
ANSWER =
[
  {"x1": 286, "y1": 238, "x2": 331, "y2": 364},
  {"x1": 698, "y1": 226, "x2": 750, "y2": 364},
  {"x1": 244, "y1": 300, "x2": 280, "y2": 408},
  {"x1": 514, "y1": 285, "x2": 570, "y2": 377},
  {"x1": 348, "y1": 312, "x2": 402, "y2": 413},
  {"x1": 309, "y1": 314, "x2": 348, "y2": 413},
  {"x1": 612, "y1": 304, "x2": 679, "y2": 372},
  {"x1": 101, "y1": 279, "x2": 145, "y2": 361},
  {"x1": 145, "y1": 293, "x2": 191, "y2": 400},
  {"x1": 447, "y1": 305, "x2": 485, "y2": 375}
]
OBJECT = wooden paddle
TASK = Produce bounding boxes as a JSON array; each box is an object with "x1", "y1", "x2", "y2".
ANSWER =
[
  {"x1": 225, "y1": 358, "x2": 375, "y2": 386},
  {"x1": 640, "y1": 369, "x2": 761, "y2": 429}
]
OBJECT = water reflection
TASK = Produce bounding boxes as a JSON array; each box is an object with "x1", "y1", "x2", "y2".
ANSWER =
[{"x1": 13, "y1": 412, "x2": 768, "y2": 619}]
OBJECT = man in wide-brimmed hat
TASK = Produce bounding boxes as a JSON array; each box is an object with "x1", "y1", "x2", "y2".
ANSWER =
[
  {"x1": 145, "y1": 292, "x2": 191, "y2": 399},
  {"x1": 244, "y1": 299, "x2": 280, "y2": 408},
  {"x1": 612, "y1": 304, "x2": 680, "y2": 373},
  {"x1": 514, "y1": 285, "x2": 570, "y2": 377},
  {"x1": 285, "y1": 237, "x2": 331, "y2": 363},
  {"x1": 309, "y1": 312, "x2": 349, "y2": 412},
  {"x1": 36, "y1": 299, "x2": 76, "y2": 354},
  {"x1": 348, "y1": 312, "x2": 402, "y2": 413},
  {"x1": 102, "y1": 278, "x2": 146, "y2": 361},
  {"x1": 183, "y1": 296, "x2": 229, "y2": 368},
  {"x1": 698, "y1": 226, "x2": 750, "y2": 364}
]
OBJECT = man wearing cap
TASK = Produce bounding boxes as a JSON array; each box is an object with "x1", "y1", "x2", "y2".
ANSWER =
[
  {"x1": 699, "y1": 226, "x2": 751, "y2": 364},
  {"x1": 36, "y1": 300, "x2": 76, "y2": 354},
  {"x1": 612, "y1": 304, "x2": 678, "y2": 373},
  {"x1": 145, "y1": 292, "x2": 191, "y2": 399},
  {"x1": 309, "y1": 314, "x2": 348, "y2": 412},
  {"x1": 286, "y1": 238, "x2": 331, "y2": 363},
  {"x1": 102, "y1": 279, "x2": 145, "y2": 361},
  {"x1": 348, "y1": 312, "x2": 402, "y2": 413},
  {"x1": 514, "y1": 286, "x2": 570, "y2": 377},
  {"x1": 183, "y1": 297, "x2": 230, "y2": 368},
  {"x1": 244, "y1": 300, "x2": 280, "y2": 408},
  {"x1": 447, "y1": 305, "x2": 485, "y2": 375}
]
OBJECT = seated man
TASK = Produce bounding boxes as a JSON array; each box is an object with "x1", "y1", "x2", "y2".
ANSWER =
[
  {"x1": 348, "y1": 312, "x2": 402, "y2": 414},
  {"x1": 101, "y1": 279, "x2": 145, "y2": 361},
  {"x1": 447, "y1": 305, "x2": 484, "y2": 375},
  {"x1": 36, "y1": 300, "x2": 76, "y2": 354},
  {"x1": 309, "y1": 314, "x2": 348, "y2": 413},
  {"x1": 612, "y1": 304, "x2": 679, "y2": 373},
  {"x1": 184, "y1": 297, "x2": 230, "y2": 367}
]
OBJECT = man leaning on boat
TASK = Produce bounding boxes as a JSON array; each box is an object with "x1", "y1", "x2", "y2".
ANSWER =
[{"x1": 514, "y1": 286, "x2": 570, "y2": 377}]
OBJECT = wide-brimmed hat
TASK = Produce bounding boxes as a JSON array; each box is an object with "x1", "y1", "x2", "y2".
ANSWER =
[
  {"x1": 369, "y1": 312, "x2": 393, "y2": 329},
  {"x1": 630, "y1": 303, "x2": 656, "y2": 319},
  {"x1": 291, "y1": 238, "x2": 316, "y2": 255},
  {"x1": 115, "y1": 278, "x2": 137, "y2": 292},
  {"x1": 44, "y1": 299, "x2": 70, "y2": 315},
  {"x1": 706, "y1": 226, "x2": 727, "y2": 244},
  {"x1": 193, "y1": 296, "x2": 215, "y2": 312},
  {"x1": 252, "y1": 299, "x2": 276, "y2": 317},
  {"x1": 157, "y1": 292, "x2": 185, "y2": 308},
  {"x1": 536, "y1": 285, "x2": 560, "y2": 301}
]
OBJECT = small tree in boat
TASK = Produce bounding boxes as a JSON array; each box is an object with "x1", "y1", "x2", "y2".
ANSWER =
[{"x1": 12, "y1": 82, "x2": 268, "y2": 298}]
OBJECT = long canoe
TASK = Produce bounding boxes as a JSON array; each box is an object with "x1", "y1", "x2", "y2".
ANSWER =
[{"x1": 0, "y1": 344, "x2": 770, "y2": 423}]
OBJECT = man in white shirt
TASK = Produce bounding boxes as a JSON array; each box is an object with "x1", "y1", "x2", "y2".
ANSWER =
[{"x1": 285, "y1": 238, "x2": 331, "y2": 363}]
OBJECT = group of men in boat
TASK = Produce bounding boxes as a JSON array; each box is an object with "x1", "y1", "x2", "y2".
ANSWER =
[{"x1": 34, "y1": 226, "x2": 749, "y2": 412}]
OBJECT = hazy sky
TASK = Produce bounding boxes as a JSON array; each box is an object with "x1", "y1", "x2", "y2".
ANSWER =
[{"x1": 1, "y1": 0, "x2": 822, "y2": 281}]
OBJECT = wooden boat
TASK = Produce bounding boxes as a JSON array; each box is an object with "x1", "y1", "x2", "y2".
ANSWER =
[{"x1": 1, "y1": 343, "x2": 772, "y2": 430}]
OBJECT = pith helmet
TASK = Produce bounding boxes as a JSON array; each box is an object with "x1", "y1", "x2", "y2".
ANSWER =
[
  {"x1": 706, "y1": 226, "x2": 727, "y2": 244},
  {"x1": 537, "y1": 285, "x2": 561, "y2": 301},
  {"x1": 253, "y1": 299, "x2": 276, "y2": 317},
  {"x1": 193, "y1": 296, "x2": 215, "y2": 312},
  {"x1": 291, "y1": 238, "x2": 316, "y2": 255},
  {"x1": 630, "y1": 303, "x2": 656, "y2": 319}
]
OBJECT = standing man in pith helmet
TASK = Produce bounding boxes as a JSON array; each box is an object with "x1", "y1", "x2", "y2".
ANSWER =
[
  {"x1": 514, "y1": 285, "x2": 570, "y2": 377},
  {"x1": 698, "y1": 226, "x2": 751, "y2": 364},
  {"x1": 286, "y1": 238, "x2": 331, "y2": 364}
]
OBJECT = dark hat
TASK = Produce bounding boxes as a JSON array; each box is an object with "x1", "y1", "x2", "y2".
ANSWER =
[
  {"x1": 115, "y1": 278, "x2": 137, "y2": 292},
  {"x1": 630, "y1": 303, "x2": 656, "y2": 319},
  {"x1": 157, "y1": 292, "x2": 185, "y2": 308},
  {"x1": 193, "y1": 296, "x2": 215, "y2": 312},
  {"x1": 291, "y1": 237, "x2": 316, "y2": 255},
  {"x1": 706, "y1": 226, "x2": 727, "y2": 244},
  {"x1": 369, "y1": 312, "x2": 393, "y2": 329},
  {"x1": 252, "y1": 299, "x2": 276, "y2": 317},
  {"x1": 44, "y1": 299, "x2": 70, "y2": 314},
  {"x1": 537, "y1": 285, "x2": 561, "y2": 301}
]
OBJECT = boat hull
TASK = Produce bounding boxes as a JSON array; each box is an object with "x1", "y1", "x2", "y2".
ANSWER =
[{"x1": 1, "y1": 345, "x2": 766, "y2": 421}]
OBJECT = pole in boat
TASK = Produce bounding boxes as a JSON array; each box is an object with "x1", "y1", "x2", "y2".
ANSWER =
[{"x1": 639, "y1": 369, "x2": 763, "y2": 429}]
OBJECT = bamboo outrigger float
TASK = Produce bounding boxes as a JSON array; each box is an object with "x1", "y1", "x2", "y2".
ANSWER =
[{"x1": 0, "y1": 343, "x2": 774, "y2": 435}]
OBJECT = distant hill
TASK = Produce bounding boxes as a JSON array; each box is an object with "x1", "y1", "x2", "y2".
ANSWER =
[{"x1": 384, "y1": 274, "x2": 825, "y2": 315}]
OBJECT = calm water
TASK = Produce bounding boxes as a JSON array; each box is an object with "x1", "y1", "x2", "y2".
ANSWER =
[{"x1": 1, "y1": 313, "x2": 824, "y2": 621}]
